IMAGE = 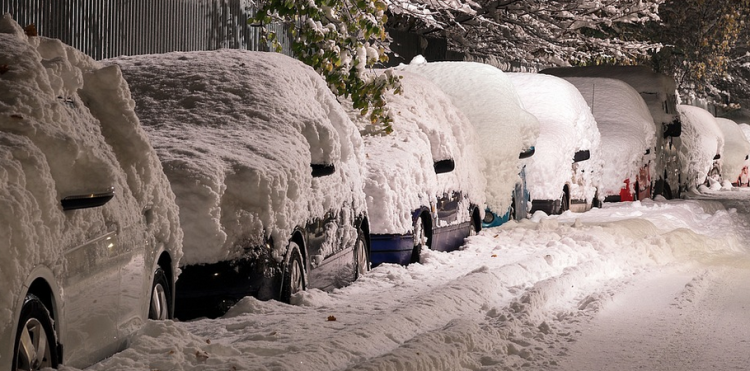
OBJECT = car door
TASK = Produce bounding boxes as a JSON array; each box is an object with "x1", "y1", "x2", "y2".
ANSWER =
[{"x1": 62, "y1": 205, "x2": 122, "y2": 368}]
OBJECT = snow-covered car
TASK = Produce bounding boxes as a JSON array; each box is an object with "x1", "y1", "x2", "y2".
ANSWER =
[
  {"x1": 507, "y1": 73, "x2": 601, "y2": 214},
  {"x1": 0, "y1": 15, "x2": 183, "y2": 370},
  {"x1": 677, "y1": 105, "x2": 725, "y2": 191},
  {"x1": 110, "y1": 50, "x2": 370, "y2": 319},
  {"x1": 715, "y1": 118, "x2": 750, "y2": 187},
  {"x1": 542, "y1": 65, "x2": 683, "y2": 198},
  {"x1": 351, "y1": 70, "x2": 486, "y2": 266},
  {"x1": 399, "y1": 58, "x2": 540, "y2": 228},
  {"x1": 560, "y1": 77, "x2": 656, "y2": 202}
]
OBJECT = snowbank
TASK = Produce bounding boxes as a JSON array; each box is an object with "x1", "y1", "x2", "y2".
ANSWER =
[
  {"x1": 677, "y1": 105, "x2": 724, "y2": 189},
  {"x1": 715, "y1": 118, "x2": 750, "y2": 184},
  {"x1": 0, "y1": 14, "x2": 182, "y2": 333},
  {"x1": 507, "y1": 73, "x2": 601, "y2": 204},
  {"x1": 108, "y1": 50, "x2": 366, "y2": 265},
  {"x1": 350, "y1": 70, "x2": 486, "y2": 234},
  {"x1": 561, "y1": 77, "x2": 655, "y2": 198},
  {"x1": 75, "y1": 197, "x2": 747, "y2": 371},
  {"x1": 398, "y1": 58, "x2": 540, "y2": 214}
]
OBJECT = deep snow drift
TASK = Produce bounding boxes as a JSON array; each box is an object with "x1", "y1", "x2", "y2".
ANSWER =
[{"x1": 60, "y1": 193, "x2": 750, "y2": 371}]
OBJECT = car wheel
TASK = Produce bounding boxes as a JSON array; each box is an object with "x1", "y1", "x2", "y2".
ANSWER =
[
  {"x1": 558, "y1": 191, "x2": 569, "y2": 213},
  {"x1": 149, "y1": 267, "x2": 172, "y2": 320},
  {"x1": 410, "y1": 216, "x2": 427, "y2": 264},
  {"x1": 354, "y1": 231, "x2": 369, "y2": 280},
  {"x1": 13, "y1": 294, "x2": 59, "y2": 371},
  {"x1": 654, "y1": 179, "x2": 673, "y2": 199},
  {"x1": 469, "y1": 213, "x2": 480, "y2": 236},
  {"x1": 281, "y1": 243, "x2": 305, "y2": 303}
]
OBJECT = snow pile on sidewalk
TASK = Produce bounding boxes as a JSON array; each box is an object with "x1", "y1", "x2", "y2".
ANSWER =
[
  {"x1": 350, "y1": 70, "x2": 486, "y2": 234},
  {"x1": 0, "y1": 14, "x2": 182, "y2": 329},
  {"x1": 108, "y1": 50, "x2": 366, "y2": 265},
  {"x1": 399, "y1": 58, "x2": 540, "y2": 215},
  {"x1": 76, "y1": 198, "x2": 746, "y2": 371}
]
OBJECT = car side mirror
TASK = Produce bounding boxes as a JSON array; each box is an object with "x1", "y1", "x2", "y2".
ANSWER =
[
  {"x1": 519, "y1": 147, "x2": 535, "y2": 159},
  {"x1": 573, "y1": 150, "x2": 590, "y2": 162},
  {"x1": 434, "y1": 159, "x2": 455, "y2": 174},
  {"x1": 664, "y1": 120, "x2": 682, "y2": 138},
  {"x1": 311, "y1": 163, "x2": 335, "y2": 177},
  {"x1": 61, "y1": 187, "x2": 115, "y2": 211}
]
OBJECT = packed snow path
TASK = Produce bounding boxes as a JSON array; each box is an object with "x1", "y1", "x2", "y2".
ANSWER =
[{"x1": 75, "y1": 193, "x2": 750, "y2": 371}]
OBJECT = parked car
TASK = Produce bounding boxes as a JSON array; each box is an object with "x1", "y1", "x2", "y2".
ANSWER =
[
  {"x1": 110, "y1": 50, "x2": 370, "y2": 319},
  {"x1": 560, "y1": 77, "x2": 656, "y2": 202},
  {"x1": 350, "y1": 70, "x2": 486, "y2": 266},
  {"x1": 542, "y1": 65, "x2": 683, "y2": 198},
  {"x1": 715, "y1": 118, "x2": 750, "y2": 187},
  {"x1": 400, "y1": 58, "x2": 540, "y2": 227},
  {"x1": 507, "y1": 73, "x2": 602, "y2": 214},
  {"x1": 676, "y1": 105, "x2": 725, "y2": 191},
  {"x1": 0, "y1": 15, "x2": 183, "y2": 370}
]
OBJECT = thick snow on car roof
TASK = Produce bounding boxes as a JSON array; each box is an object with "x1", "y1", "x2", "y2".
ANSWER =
[
  {"x1": 715, "y1": 118, "x2": 750, "y2": 183},
  {"x1": 507, "y1": 73, "x2": 601, "y2": 202},
  {"x1": 399, "y1": 58, "x2": 540, "y2": 214},
  {"x1": 350, "y1": 70, "x2": 486, "y2": 234},
  {"x1": 0, "y1": 15, "x2": 182, "y2": 326},
  {"x1": 541, "y1": 65, "x2": 679, "y2": 127},
  {"x1": 561, "y1": 77, "x2": 656, "y2": 197},
  {"x1": 109, "y1": 50, "x2": 366, "y2": 265},
  {"x1": 677, "y1": 105, "x2": 725, "y2": 188},
  {"x1": 740, "y1": 123, "x2": 750, "y2": 142}
]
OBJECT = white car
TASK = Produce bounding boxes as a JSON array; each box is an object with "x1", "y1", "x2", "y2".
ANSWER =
[
  {"x1": 110, "y1": 50, "x2": 370, "y2": 319},
  {"x1": 400, "y1": 59, "x2": 540, "y2": 227},
  {"x1": 561, "y1": 77, "x2": 656, "y2": 202},
  {"x1": 542, "y1": 65, "x2": 683, "y2": 198},
  {"x1": 677, "y1": 105, "x2": 725, "y2": 191},
  {"x1": 351, "y1": 70, "x2": 486, "y2": 265},
  {"x1": 507, "y1": 73, "x2": 601, "y2": 214},
  {"x1": 0, "y1": 15, "x2": 183, "y2": 370},
  {"x1": 715, "y1": 118, "x2": 750, "y2": 187}
]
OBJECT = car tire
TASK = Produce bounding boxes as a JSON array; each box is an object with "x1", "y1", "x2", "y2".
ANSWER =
[
  {"x1": 149, "y1": 267, "x2": 172, "y2": 320},
  {"x1": 13, "y1": 294, "x2": 59, "y2": 371},
  {"x1": 654, "y1": 179, "x2": 673, "y2": 199},
  {"x1": 281, "y1": 243, "x2": 305, "y2": 303},
  {"x1": 354, "y1": 230, "x2": 369, "y2": 280},
  {"x1": 410, "y1": 216, "x2": 427, "y2": 264}
]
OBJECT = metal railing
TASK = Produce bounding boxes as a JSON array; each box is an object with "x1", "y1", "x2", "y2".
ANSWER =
[{"x1": 1, "y1": 0, "x2": 292, "y2": 60}]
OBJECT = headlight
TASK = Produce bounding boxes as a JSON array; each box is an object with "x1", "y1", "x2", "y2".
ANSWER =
[{"x1": 483, "y1": 211, "x2": 495, "y2": 224}]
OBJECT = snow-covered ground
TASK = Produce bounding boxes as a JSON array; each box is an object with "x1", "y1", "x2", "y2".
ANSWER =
[{"x1": 57, "y1": 190, "x2": 750, "y2": 371}]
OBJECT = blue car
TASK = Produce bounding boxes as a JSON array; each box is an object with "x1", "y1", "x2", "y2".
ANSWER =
[{"x1": 356, "y1": 71, "x2": 486, "y2": 266}]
